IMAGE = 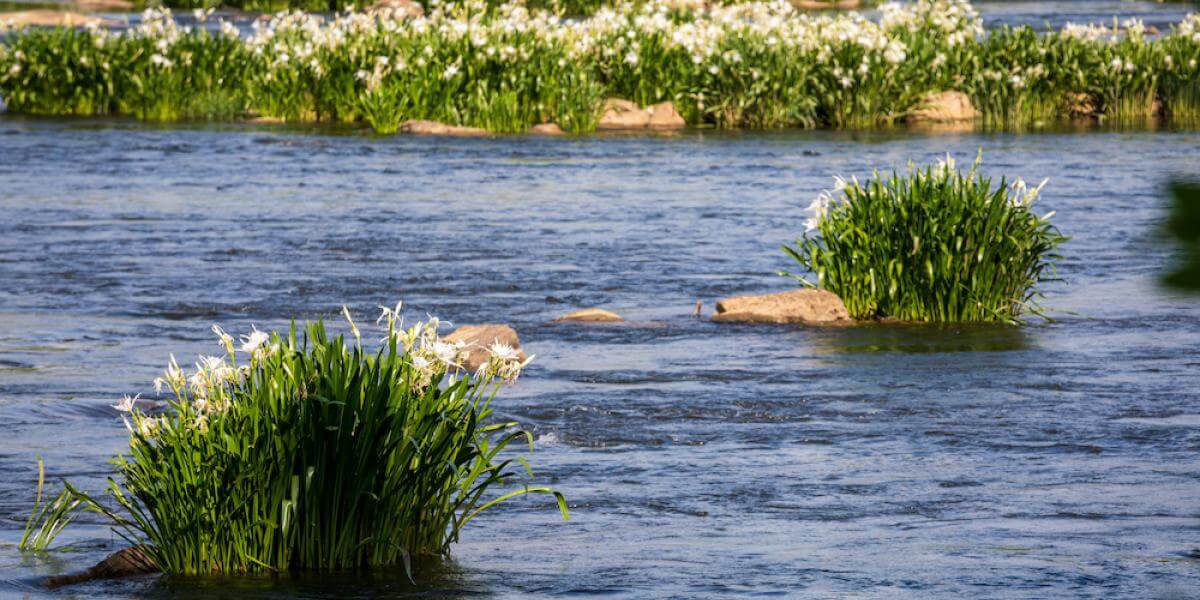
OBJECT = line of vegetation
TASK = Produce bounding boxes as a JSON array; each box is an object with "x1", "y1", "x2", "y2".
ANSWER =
[
  {"x1": 0, "y1": 0, "x2": 1198, "y2": 133},
  {"x1": 784, "y1": 154, "x2": 1068, "y2": 323},
  {"x1": 20, "y1": 305, "x2": 568, "y2": 576}
]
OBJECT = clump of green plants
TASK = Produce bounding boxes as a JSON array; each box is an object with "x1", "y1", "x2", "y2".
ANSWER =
[
  {"x1": 784, "y1": 154, "x2": 1068, "y2": 323},
  {"x1": 1163, "y1": 181, "x2": 1200, "y2": 291},
  {"x1": 21, "y1": 304, "x2": 567, "y2": 576},
  {"x1": 2, "y1": 1, "x2": 1200, "y2": 133}
]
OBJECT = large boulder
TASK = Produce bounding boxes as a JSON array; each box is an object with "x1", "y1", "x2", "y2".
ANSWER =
[
  {"x1": 401, "y1": 120, "x2": 490, "y2": 137},
  {"x1": 645, "y1": 102, "x2": 686, "y2": 129},
  {"x1": 42, "y1": 546, "x2": 157, "y2": 589},
  {"x1": 711, "y1": 289, "x2": 850, "y2": 325},
  {"x1": 554, "y1": 308, "x2": 624, "y2": 323},
  {"x1": 908, "y1": 91, "x2": 978, "y2": 123},
  {"x1": 598, "y1": 98, "x2": 652, "y2": 130},
  {"x1": 443, "y1": 324, "x2": 525, "y2": 372},
  {"x1": 0, "y1": 10, "x2": 117, "y2": 27}
]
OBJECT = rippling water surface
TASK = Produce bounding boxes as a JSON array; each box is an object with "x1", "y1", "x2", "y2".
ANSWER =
[{"x1": 0, "y1": 117, "x2": 1198, "y2": 599}]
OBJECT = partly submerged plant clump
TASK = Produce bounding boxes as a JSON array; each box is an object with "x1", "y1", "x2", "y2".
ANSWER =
[
  {"x1": 785, "y1": 155, "x2": 1068, "y2": 323},
  {"x1": 1, "y1": 1, "x2": 1199, "y2": 132},
  {"x1": 21, "y1": 304, "x2": 567, "y2": 576}
]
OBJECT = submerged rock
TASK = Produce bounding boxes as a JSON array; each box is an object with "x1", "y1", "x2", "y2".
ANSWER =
[
  {"x1": 529, "y1": 122, "x2": 566, "y2": 136},
  {"x1": 711, "y1": 289, "x2": 850, "y2": 325},
  {"x1": 554, "y1": 308, "x2": 625, "y2": 323},
  {"x1": 0, "y1": 10, "x2": 117, "y2": 27},
  {"x1": 42, "y1": 546, "x2": 157, "y2": 590},
  {"x1": 443, "y1": 324, "x2": 525, "y2": 371},
  {"x1": 245, "y1": 115, "x2": 286, "y2": 124},
  {"x1": 908, "y1": 91, "x2": 978, "y2": 123},
  {"x1": 401, "y1": 120, "x2": 491, "y2": 137}
]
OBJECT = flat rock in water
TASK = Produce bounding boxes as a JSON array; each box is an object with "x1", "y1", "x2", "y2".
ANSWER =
[
  {"x1": 554, "y1": 308, "x2": 625, "y2": 322},
  {"x1": 529, "y1": 122, "x2": 566, "y2": 136},
  {"x1": 401, "y1": 120, "x2": 490, "y2": 137},
  {"x1": 712, "y1": 289, "x2": 850, "y2": 324},
  {"x1": 908, "y1": 91, "x2": 978, "y2": 123},
  {"x1": 1, "y1": 10, "x2": 117, "y2": 27},
  {"x1": 42, "y1": 546, "x2": 157, "y2": 589},
  {"x1": 443, "y1": 324, "x2": 525, "y2": 371}
]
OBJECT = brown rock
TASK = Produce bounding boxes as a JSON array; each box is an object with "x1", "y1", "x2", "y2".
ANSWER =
[
  {"x1": 554, "y1": 308, "x2": 624, "y2": 323},
  {"x1": 368, "y1": 0, "x2": 424, "y2": 18},
  {"x1": 529, "y1": 122, "x2": 566, "y2": 136},
  {"x1": 73, "y1": 0, "x2": 133, "y2": 11},
  {"x1": 645, "y1": 102, "x2": 686, "y2": 129},
  {"x1": 443, "y1": 324, "x2": 525, "y2": 371},
  {"x1": 1063, "y1": 92, "x2": 1095, "y2": 118},
  {"x1": 598, "y1": 98, "x2": 651, "y2": 130},
  {"x1": 908, "y1": 91, "x2": 978, "y2": 123},
  {"x1": 791, "y1": 0, "x2": 860, "y2": 9},
  {"x1": 0, "y1": 10, "x2": 117, "y2": 27},
  {"x1": 401, "y1": 120, "x2": 490, "y2": 137},
  {"x1": 42, "y1": 546, "x2": 157, "y2": 589},
  {"x1": 711, "y1": 289, "x2": 850, "y2": 325}
]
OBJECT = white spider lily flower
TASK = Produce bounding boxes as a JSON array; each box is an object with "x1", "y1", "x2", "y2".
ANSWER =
[
  {"x1": 240, "y1": 327, "x2": 270, "y2": 354},
  {"x1": 342, "y1": 305, "x2": 361, "y2": 346},
  {"x1": 112, "y1": 394, "x2": 139, "y2": 413}
]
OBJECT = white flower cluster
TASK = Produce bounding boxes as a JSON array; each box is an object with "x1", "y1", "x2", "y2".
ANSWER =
[{"x1": 379, "y1": 302, "x2": 530, "y2": 389}]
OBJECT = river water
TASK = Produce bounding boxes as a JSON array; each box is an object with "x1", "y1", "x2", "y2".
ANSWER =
[{"x1": 0, "y1": 116, "x2": 1198, "y2": 599}]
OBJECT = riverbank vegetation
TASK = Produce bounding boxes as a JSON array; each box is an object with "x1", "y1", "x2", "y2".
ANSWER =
[
  {"x1": 1, "y1": 0, "x2": 1198, "y2": 133},
  {"x1": 784, "y1": 155, "x2": 1068, "y2": 323},
  {"x1": 21, "y1": 306, "x2": 567, "y2": 575}
]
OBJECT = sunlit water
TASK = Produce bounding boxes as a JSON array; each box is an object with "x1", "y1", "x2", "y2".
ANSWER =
[{"x1": 0, "y1": 117, "x2": 1198, "y2": 599}]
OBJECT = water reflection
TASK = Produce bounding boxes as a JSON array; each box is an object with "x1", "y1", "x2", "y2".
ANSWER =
[{"x1": 809, "y1": 322, "x2": 1033, "y2": 354}]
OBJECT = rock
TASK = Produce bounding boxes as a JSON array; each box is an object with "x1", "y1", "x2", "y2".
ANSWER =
[
  {"x1": 598, "y1": 98, "x2": 651, "y2": 130},
  {"x1": 42, "y1": 546, "x2": 157, "y2": 590},
  {"x1": 908, "y1": 91, "x2": 978, "y2": 123},
  {"x1": 401, "y1": 120, "x2": 490, "y2": 137},
  {"x1": 0, "y1": 10, "x2": 117, "y2": 27},
  {"x1": 529, "y1": 122, "x2": 566, "y2": 136},
  {"x1": 1062, "y1": 92, "x2": 1095, "y2": 119},
  {"x1": 73, "y1": 0, "x2": 133, "y2": 11},
  {"x1": 645, "y1": 102, "x2": 686, "y2": 129},
  {"x1": 711, "y1": 289, "x2": 850, "y2": 325},
  {"x1": 245, "y1": 115, "x2": 286, "y2": 124},
  {"x1": 554, "y1": 308, "x2": 624, "y2": 323},
  {"x1": 443, "y1": 324, "x2": 525, "y2": 372},
  {"x1": 791, "y1": 0, "x2": 860, "y2": 10},
  {"x1": 368, "y1": 0, "x2": 424, "y2": 18},
  {"x1": 598, "y1": 99, "x2": 688, "y2": 130}
]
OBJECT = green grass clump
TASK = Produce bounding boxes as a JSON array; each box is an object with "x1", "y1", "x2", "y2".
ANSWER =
[
  {"x1": 784, "y1": 155, "x2": 1068, "y2": 323},
  {"x1": 21, "y1": 305, "x2": 567, "y2": 576},
  {"x1": 2, "y1": 1, "x2": 1200, "y2": 133}
]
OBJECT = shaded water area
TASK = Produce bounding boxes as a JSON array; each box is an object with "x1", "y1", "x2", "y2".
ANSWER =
[{"x1": 0, "y1": 118, "x2": 1198, "y2": 598}]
